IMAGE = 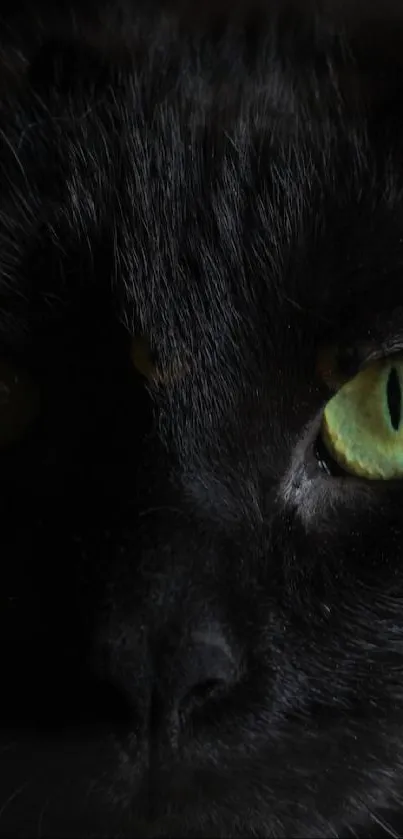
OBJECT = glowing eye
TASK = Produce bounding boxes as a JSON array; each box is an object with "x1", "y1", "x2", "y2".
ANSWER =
[
  {"x1": 130, "y1": 336, "x2": 157, "y2": 381},
  {"x1": 0, "y1": 359, "x2": 39, "y2": 447},
  {"x1": 320, "y1": 356, "x2": 403, "y2": 480},
  {"x1": 130, "y1": 337, "x2": 187, "y2": 385}
]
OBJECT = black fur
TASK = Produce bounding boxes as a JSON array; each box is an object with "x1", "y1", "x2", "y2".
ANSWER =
[{"x1": 1, "y1": 1, "x2": 403, "y2": 836}]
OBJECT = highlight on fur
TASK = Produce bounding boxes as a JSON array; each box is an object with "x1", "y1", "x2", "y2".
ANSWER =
[{"x1": 1, "y1": 2, "x2": 403, "y2": 837}]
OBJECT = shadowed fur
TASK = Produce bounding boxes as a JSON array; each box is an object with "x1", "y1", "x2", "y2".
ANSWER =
[{"x1": 1, "y1": 1, "x2": 403, "y2": 837}]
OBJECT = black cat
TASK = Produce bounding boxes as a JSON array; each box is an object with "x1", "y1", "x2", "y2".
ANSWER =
[{"x1": 1, "y1": 1, "x2": 403, "y2": 836}]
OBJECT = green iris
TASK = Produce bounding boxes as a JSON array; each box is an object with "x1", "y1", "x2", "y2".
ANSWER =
[{"x1": 321, "y1": 356, "x2": 403, "y2": 479}]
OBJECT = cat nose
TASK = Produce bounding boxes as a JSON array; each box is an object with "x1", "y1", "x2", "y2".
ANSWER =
[{"x1": 154, "y1": 627, "x2": 239, "y2": 728}]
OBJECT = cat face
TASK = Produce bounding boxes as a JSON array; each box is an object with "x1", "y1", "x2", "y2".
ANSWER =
[{"x1": 1, "y1": 2, "x2": 403, "y2": 837}]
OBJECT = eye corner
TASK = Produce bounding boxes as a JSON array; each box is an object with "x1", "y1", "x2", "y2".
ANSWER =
[{"x1": 313, "y1": 427, "x2": 349, "y2": 479}]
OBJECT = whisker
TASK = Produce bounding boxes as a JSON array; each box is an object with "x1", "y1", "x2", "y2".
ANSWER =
[{"x1": 367, "y1": 809, "x2": 400, "y2": 839}]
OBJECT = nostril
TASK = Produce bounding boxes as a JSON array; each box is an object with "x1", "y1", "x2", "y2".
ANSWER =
[
  {"x1": 189, "y1": 678, "x2": 225, "y2": 700},
  {"x1": 179, "y1": 677, "x2": 227, "y2": 715},
  {"x1": 151, "y1": 625, "x2": 240, "y2": 740},
  {"x1": 173, "y1": 633, "x2": 239, "y2": 720}
]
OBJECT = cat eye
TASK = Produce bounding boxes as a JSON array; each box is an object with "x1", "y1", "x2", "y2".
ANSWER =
[
  {"x1": 130, "y1": 336, "x2": 186, "y2": 385},
  {"x1": 0, "y1": 359, "x2": 39, "y2": 447},
  {"x1": 130, "y1": 336, "x2": 158, "y2": 381},
  {"x1": 319, "y1": 354, "x2": 403, "y2": 480}
]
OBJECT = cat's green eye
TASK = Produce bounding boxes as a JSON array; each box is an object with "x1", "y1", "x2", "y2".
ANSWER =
[{"x1": 320, "y1": 355, "x2": 403, "y2": 480}]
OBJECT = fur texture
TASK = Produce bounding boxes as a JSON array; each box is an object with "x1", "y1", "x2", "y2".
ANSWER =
[{"x1": 1, "y1": 1, "x2": 403, "y2": 836}]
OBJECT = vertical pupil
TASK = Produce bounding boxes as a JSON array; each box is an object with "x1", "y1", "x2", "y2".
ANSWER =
[{"x1": 387, "y1": 367, "x2": 401, "y2": 431}]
